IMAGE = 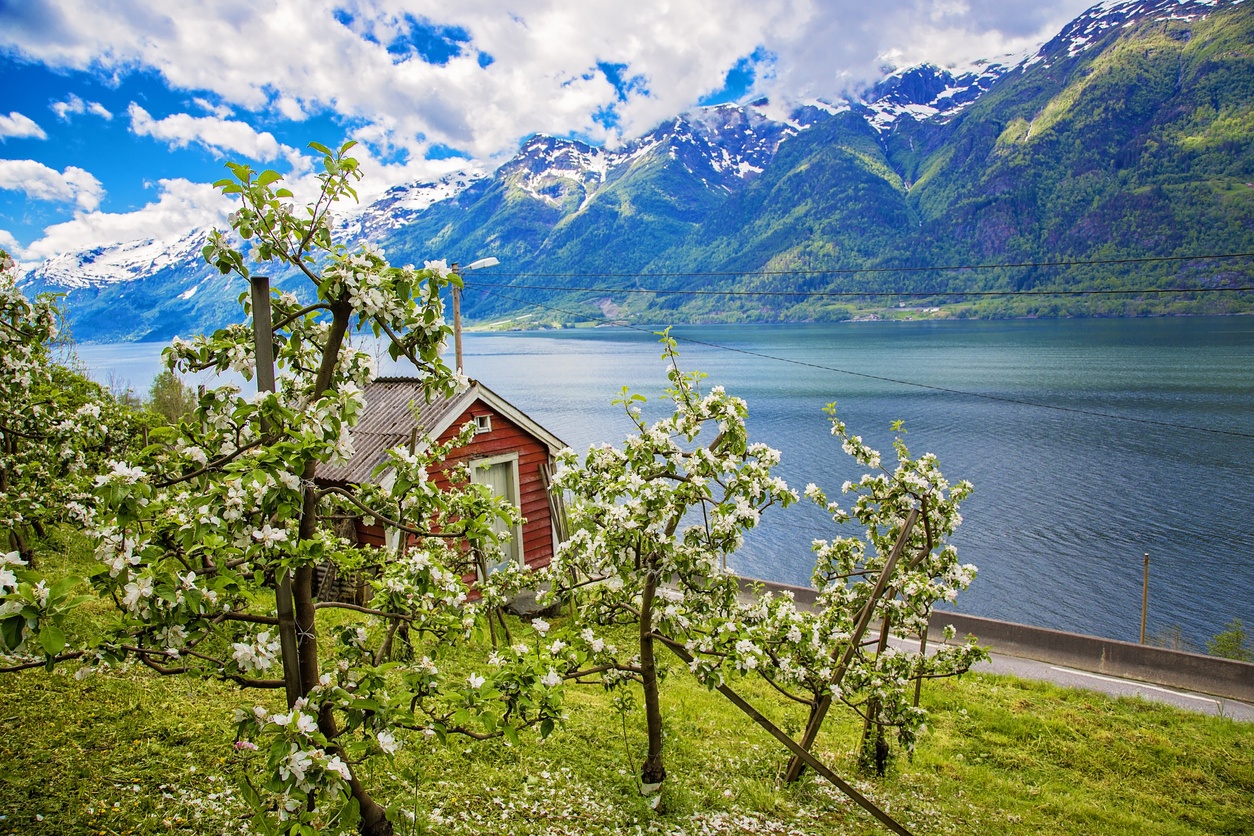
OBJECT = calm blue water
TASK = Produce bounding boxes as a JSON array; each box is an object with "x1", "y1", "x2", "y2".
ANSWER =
[{"x1": 77, "y1": 317, "x2": 1254, "y2": 647}]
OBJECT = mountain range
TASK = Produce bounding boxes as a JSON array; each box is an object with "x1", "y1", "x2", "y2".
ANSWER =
[{"x1": 19, "y1": 0, "x2": 1254, "y2": 341}]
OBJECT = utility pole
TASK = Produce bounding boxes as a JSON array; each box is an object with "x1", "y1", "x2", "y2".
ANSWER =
[
  {"x1": 448, "y1": 257, "x2": 500, "y2": 377},
  {"x1": 451, "y1": 262, "x2": 463, "y2": 373}
]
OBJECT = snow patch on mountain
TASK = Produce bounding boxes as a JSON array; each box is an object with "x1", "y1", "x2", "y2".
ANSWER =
[
  {"x1": 499, "y1": 103, "x2": 798, "y2": 211},
  {"x1": 335, "y1": 168, "x2": 485, "y2": 243},
  {"x1": 23, "y1": 227, "x2": 210, "y2": 290},
  {"x1": 1030, "y1": 0, "x2": 1238, "y2": 67},
  {"x1": 859, "y1": 60, "x2": 1013, "y2": 132}
]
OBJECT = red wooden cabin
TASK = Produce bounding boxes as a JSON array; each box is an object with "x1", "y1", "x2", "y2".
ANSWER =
[{"x1": 316, "y1": 377, "x2": 568, "y2": 572}]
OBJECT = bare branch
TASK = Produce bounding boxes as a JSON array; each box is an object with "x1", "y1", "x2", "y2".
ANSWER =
[
  {"x1": 222, "y1": 612, "x2": 281, "y2": 626},
  {"x1": 273, "y1": 302, "x2": 333, "y2": 331},
  {"x1": 314, "y1": 601, "x2": 413, "y2": 622}
]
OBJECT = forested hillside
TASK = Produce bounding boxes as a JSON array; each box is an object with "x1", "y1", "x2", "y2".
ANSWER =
[{"x1": 431, "y1": 0, "x2": 1254, "y2": 324}]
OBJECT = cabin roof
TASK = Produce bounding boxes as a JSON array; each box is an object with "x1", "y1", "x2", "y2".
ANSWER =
[{"x1": 315, "y1": 377, "x2": 568, "y2": 486}]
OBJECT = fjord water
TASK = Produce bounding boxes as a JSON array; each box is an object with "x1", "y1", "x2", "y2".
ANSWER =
[{"x1": 79, "y1": 317, "x2": 1254, "y2": 647}]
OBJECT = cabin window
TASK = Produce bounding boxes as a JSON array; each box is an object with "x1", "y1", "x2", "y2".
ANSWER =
[
  {"x1": 474, "y1": 414, "x2": 493, "y2": 434},
  {"x1": 470, "y1": 452, "x2": 522, "y2": 573}
]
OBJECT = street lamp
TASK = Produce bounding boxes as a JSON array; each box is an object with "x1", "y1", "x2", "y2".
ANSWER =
[{"x1": 450, "y1": 257, "x2": 501, "y2": 374}]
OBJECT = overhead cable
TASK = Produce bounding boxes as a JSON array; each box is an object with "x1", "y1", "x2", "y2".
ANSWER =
[
  {"x1": 472, "y1": 281, "x2": 1254, "y2": 299},
  {"x1": 472, "y1": 288, "x2": 1254, "y2": 442},
  {"x1": 469, "y1": 250, "x2": 1254, "y2": 281}
]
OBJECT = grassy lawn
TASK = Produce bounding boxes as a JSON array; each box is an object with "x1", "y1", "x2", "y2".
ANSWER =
[
  {"x1": 4, "y1": 639, "x2": 1252, "y2": 835},
  {"x1": 2, "y1": 534, "x2": 1251, "y2": 835}
]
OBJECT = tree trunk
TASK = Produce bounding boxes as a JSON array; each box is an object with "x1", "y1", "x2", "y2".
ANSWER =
[
  {"x1": 858, "y1": 613, "x2": 895, "y2": 776},
  {"x1": 295, "y1": 297, "x2": 394, "y2": 832},
  {"x1": 9, "y1": 526, "x2": 32, "y2": 567},
  {"x1": 638, "y1": 561, "x2": 666, "y2": 787}
]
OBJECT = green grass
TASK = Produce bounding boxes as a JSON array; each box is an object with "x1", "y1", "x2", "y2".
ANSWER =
[{"x1": 2, "y1": 535, "x2": 1252, "y2": 835}]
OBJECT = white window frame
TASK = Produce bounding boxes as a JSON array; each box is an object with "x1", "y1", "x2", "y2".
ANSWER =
[
  {"x1": 474, "y1": 414, "x2": 492, "y2": 434},
  {"x1": 469, "y1": 451, "x2": 524, "y2": 570}
]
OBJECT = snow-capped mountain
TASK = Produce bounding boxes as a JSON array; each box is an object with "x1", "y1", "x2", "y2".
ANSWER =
[
  {"x1": 17, "y1": 0, "x2": 1252, "y2": 339},
  {"x1": 25, "y1": 227, "x2": 211, "y2": 291},
  {"x1": 1030, "y1": 0, "x2": 1243, "y2": 66},
  {"x1": 859, "y1": 60, "x2": 1014, "y2": 132},
  {"x1": 497, "y1": 100, "x2": 797, "y2": 216},
  {"x1": 335, "y1": 168, "x2": 486, "y2": 245}
]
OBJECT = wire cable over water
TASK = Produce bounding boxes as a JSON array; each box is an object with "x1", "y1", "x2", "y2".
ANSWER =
[{"x1": 470, "y1": 286, "x2": 1254, "y2": 442}]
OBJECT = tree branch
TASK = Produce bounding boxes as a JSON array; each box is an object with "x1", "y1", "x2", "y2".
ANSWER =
[
  {"x1": 0, "y1": 650, "x2": 84, "y2": 673},
  {"x1": 154, "y1": 436, "x2": 269, "y2": 488},
  {"x1": 316, "y1": 486, "x2": 468, "y2": 539},
  {"x1": 273, "y1": 302, "x2": 333, "y2": 331},
  {"x1": 314, "y1": 601, "x2": 412, "y2": 622},
  {"x1": 222, "y1": 611, "x2": 281, "y2": 626}
]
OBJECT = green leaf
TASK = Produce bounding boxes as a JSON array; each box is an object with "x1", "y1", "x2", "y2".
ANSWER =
[
  {"x1": 39, "y1": 624, "x2": 66, "y2": 656},
  {"x1": 255, "y1": 170, "x2": 283, "y2": 187},
  {"x1": 1, "y1": 616, "x2": 24, "y2": 651},
  {"x1": 49, "y1": 575, "x2": 83, "y2": 601}
]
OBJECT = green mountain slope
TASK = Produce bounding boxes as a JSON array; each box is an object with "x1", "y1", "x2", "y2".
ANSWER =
[{"x1": 439, "y1": 1, "x2": 1254, "y2": 324}]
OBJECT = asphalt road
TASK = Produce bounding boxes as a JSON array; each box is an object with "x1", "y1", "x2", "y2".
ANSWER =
[
  {"x1": 971, "y1": 650, "x2": 1254, "y2": 722},
  {"x1": 874, "y1": 632, "x2": 1254, "y2": 722}
]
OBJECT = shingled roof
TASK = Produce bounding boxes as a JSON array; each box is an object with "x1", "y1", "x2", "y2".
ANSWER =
[{"x1": 315, "y1": 377, "x2": 567, "y2": 486}]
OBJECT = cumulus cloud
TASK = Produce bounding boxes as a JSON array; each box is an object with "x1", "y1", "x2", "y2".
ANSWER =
[
  {"x1": 0, "y1": 0, "x2": 1093, "y2": 167},
  {"x1": 0, "y1": 111, "x2": 48, "y2": 140},
  {"x1": 50, "y1": 92, "x2": 112, "y2": 121},
  {"x1": 192, "y1": 97, "x2": 233, "y2": 118},
  {"x1": 0, "y1": 228, "x2": 21, "y2": 255},
  {"x1": 16, "y1": 177, "x2": 232, "y2": 261},
  {"x1": 0, "y1": 159, "x2": 103, "y2": 210},
  {"x1": 127, "y1": 103, "x2": 292, "y2": 162}
]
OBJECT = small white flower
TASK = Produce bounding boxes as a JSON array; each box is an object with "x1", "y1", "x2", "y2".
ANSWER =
[
  {"x1": 252, "y1": 525, "x2": 288, "y2": 546},
  {"x1": 294, "y1": 712, "x2": 318, "y2": 736},
  {"x1": 541, "y1": 668, "x2": 562, "y2": 688},
  {"x1": 468, "y1": 673, "x2": 486, "y2": 690},
  {"x1": 531, "y1": 618, "x2": 550, "y2": 636}
]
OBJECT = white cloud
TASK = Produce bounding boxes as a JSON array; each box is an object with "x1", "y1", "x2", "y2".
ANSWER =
[
  {"x1": 192, "y1": 97, "x2": 233, "y2": 118},
  {"x1": 16, "y1": 178, "x2": 231, "y2": 262},
  {"x1": 127, "y1": 103, "x2": 292, "y2": 162},
  {"x1": 0, "y1": 112, "x2": 48, "y2": 140},
  {"x1": 0, "y1": 228, "x2": 20, "y2": 255},
  {"x1": 0, "y1": 159, "x2": 103, "y2": 210},
  {"x1": 0, "y1": 0, "x2": 1100, "y2": 167},
  {"x1": 51, "y1": 93, "x2": 112, "y2": 121}
]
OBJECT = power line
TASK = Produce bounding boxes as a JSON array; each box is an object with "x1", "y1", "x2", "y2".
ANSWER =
[
  {"x1": 472, "y1": 288, "x2": 1254, "y2": 442},
  {"x1": 473, "y1": 281, "x2": 1254, "y2": 299},
  {"x1": 470, "y1": 250, "x2": 1254, "y2": 281}
]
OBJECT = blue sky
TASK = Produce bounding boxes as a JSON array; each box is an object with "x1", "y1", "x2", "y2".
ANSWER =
[{"x1": 0, "y1": 0, "x2": 1094, "y2": 265}]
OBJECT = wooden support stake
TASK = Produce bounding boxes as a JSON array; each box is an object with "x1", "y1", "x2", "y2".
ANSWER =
[
  {"x1": 913, "y1": 623, "x2": 929, "y2": 709},
  {"x1": 655, "y1": 633, "x2": 912, "y2": 836},
  {"x1": 784, "y1": 508, "x2": 919, "y2": 783},
  {"x1": 1140, "y1": 552, "x2": 1149, "y2": 645},
  {"x1": 250, "y1": 275, "x2": 302, "y2": 710}
]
